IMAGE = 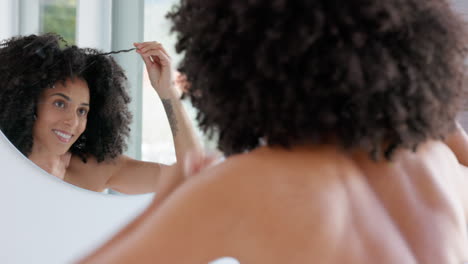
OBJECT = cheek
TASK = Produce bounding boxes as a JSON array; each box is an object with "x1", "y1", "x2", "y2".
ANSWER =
[
  {"x1": 79, "y1": 119, "x2": 87, "y2": 134},
  {"x1": 36, "y1": 108, "x2": 60, "y2": 128}
]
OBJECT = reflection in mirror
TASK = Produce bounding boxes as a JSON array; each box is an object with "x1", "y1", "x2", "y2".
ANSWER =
[
  {"x1": 142, "y1": 0, "x2": 217, "y2": 164},
  {"x1": 0, "y1": 33, "x2": 203, "y2": 194},
  {"x1": 40, "y1": 0, "x2": 77, "y2": 45}
]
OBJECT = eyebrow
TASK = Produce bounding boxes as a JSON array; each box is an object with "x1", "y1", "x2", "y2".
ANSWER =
[{"x1": 50, "y1": 93, "x2": 90, "y2": 106}]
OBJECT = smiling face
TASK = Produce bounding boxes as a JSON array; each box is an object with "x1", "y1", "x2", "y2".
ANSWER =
[{"x1": 32, "y1": 78, "x2": 90, "y2": 156}]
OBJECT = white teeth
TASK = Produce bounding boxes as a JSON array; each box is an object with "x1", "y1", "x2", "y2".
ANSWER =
[{"x1": 53, "y1": 130, "x2": 72, "y2": 140}]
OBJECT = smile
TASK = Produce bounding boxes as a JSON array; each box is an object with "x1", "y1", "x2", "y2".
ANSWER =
[{"x1": 52, "y1": 129, "x2": 73, "y2": 143}]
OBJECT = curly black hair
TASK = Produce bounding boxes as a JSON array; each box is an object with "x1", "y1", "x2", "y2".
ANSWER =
[
  {"x1": 0, "y1": 33, "x2": 132, "y2": 162},
  {"x1": 168, "y1": 0, "x2": 468, "y2": 159}
]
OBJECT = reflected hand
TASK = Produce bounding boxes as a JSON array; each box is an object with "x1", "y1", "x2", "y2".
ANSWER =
[{"x1": 134, "y1": 41, "x2": 176, "y2": 98}]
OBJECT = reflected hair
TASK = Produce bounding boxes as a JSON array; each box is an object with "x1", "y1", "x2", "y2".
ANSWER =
[{"x1": 0, "y1": 33, "x2": 134, "y2": 162}]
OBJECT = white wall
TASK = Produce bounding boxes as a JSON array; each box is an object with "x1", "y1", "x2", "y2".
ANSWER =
[
  {"x1": 0, "y1": 0, "x2": 18, "y2": 40},
  {"x1": 76, "y1": 0, "x2": 112, "y2": 51},
  {"x1": 111, "y1": 0, "x2": 145, "y2": 160}
]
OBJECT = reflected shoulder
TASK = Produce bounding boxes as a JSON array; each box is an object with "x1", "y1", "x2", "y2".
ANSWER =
[{"x1": 65, "y1": 154, "x2": 121, "y2": 192}]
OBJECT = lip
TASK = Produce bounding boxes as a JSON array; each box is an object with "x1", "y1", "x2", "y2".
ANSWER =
[{"x1": 52, "y1": 129, "x2": 74, "y2": 143}]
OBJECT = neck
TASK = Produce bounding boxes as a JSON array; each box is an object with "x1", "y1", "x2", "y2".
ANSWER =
[{"x1": 28, "y1": 149, "x2": 71, "y2": 180}]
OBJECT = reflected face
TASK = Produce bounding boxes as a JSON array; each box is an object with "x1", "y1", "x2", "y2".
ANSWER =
[{"x1": 32, "y1": 78, "x2": 90, "y2": 155}]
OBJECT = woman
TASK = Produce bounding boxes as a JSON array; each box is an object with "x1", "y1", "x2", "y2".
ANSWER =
[
  {"x1": 0, "y1": 33, "x2": 202, "y2": 194},
  {"x1": 80, "y1": 0, "x2": 468, "y2": 263}
]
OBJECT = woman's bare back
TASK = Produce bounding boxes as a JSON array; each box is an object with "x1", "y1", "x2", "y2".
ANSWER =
[
  {"x1": 210, "y1": 141, "x2": 468, "y2": 263},
  {"x1": 78, "y1": 141, "x2": 468, "y2": 264}
]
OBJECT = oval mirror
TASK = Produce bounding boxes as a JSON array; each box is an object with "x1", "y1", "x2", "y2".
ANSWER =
[{"x1": 0, "y1": 0, "x2": 210, "y2": 195}]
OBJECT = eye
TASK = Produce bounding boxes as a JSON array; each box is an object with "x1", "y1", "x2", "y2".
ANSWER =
[
  {"x1": 78, "y1": 108, "x2": 88, "y2": 116},
  {"x1": 53, "y1": 100, "x2": 66, "y2": 108}
]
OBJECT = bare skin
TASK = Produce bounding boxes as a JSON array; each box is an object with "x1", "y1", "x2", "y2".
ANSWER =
[
  {"x1": 29, "y1": 41, "x2": 201, "y2": 194},
  {"x1": 78, "y1": 126, "x2": 468, "y2": 263}
]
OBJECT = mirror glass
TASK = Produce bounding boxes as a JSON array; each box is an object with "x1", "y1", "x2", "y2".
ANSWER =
[{"x1": 0, "y1": 0, "x2": 213, "y2": 195}]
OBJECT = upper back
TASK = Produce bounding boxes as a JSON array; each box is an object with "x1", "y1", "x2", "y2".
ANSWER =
[{"x1": 210, "y1": 141, "x2": 468, "y2": 263}]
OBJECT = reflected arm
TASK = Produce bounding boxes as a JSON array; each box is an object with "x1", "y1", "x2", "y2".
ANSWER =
[
  {"x1": 88, "y1": 41, "x2": 203, "y2": 195},
  {"x1": 67, "y1": 155, "x2": 180, "y2": 195},
  {"x1": 135, "y1": 41, "x2": 203, "y2": 164},
  {"x1": 103, "y1": 155, "x2": 169, "y2": 195},
  {"x1": 159, "y1": 89, "x2": 202, "y2": 165}
]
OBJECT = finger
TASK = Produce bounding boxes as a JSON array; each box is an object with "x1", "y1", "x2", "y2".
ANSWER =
[
  {"x1": 140, "y1": 45, "x2": 169, "y2": 59},
  {"x1": 137, "y1": 41, "x2": 171, "y2": 59},
  {"x1": 134, "y1": 42, "x2": 155, "y2": 54},
  {"x1": 139, "y1": 52, "x2": 163, "y2": 72},
  {"x1": 138, "y1": 46, "x2": 166, "y2": 56},
  {"x1": 158, "y1": 45, "x2": 171, "y2": 59},
  {"x1": 137, "y1": 40, "x2": 160, "y2": 47},
  {"x1": 136, "y1": 41, "x2": 162, "y2": 53},
  {"x1": 140, "y1": 54, "x2": 154, "y2": 68},
  {"x1": 134, "y1": 41, "x2": 157, "y2": 48},
  {"x1": 140, "y1": 49, "x2": 170, "y2": 67},
  {"x1": 136, "y1": 48, "x2": 162, "y2": 63}
]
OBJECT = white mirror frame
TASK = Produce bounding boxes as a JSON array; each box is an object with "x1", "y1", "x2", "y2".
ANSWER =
[{"x1": 0, "y1": 129, "x2": 154, "y2": 263}]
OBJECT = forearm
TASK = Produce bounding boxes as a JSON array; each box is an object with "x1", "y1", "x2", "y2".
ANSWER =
[
  {"x1": 160, "y1": 88, "x2": 203, "y2": 163},
  {"x1": 136, "y1": 41, "x2": 203, "y2": 163}
]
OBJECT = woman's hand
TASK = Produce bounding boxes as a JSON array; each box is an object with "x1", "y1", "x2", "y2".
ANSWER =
[
  {"x1": 134, "y1": 41, "x2": 178, "y2": 98},
  {"x1": 445, "y1": 121, "x2": 468, "y2": 166},
  {"x1": 155, "y1": 150, "x2": 221, "y2": 202},
  {"x1": 183, "y1": 150, "x2": 221, "y2": 177}
]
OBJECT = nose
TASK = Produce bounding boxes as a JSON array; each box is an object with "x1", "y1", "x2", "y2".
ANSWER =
[{"x1": 63, "y1": 109, "x2": 79, "y2": 129}]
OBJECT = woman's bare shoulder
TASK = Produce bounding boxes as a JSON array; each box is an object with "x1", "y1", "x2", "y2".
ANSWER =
[
  {"x1": 166, "y1": 146, "x2": 350, "y2": 227},
  {"x1": 132, "y1": 147, "x2": 367, "y2": 262},
  {"x1": 64, "y1": 154, "x2": 121, "y2": 192}
]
